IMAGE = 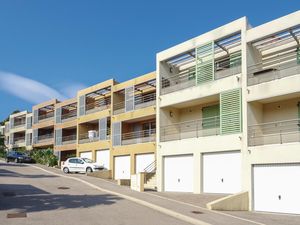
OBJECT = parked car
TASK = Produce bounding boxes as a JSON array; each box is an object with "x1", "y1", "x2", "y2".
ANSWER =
[
  {"x1": 6, "y1": 151, "x2": 35, "y2": 163},
  {"x1": 62, "y1": 157, "x2": 104, "y2": 174}
]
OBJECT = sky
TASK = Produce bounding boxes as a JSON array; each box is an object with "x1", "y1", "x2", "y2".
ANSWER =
[{"x1": 0, "y1": 0, "x2": 299, "y2": 120}]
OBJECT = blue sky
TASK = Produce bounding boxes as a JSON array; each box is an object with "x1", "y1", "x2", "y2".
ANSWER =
[{"x1": 0, "y1": 0, "x2": 298, "y2": 120}]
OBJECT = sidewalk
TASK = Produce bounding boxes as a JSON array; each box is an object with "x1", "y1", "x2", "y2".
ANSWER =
[{"x1": 34, "y1": 164, "x2": 300, "y2": 225}]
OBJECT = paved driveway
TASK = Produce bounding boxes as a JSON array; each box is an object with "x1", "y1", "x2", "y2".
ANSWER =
[{"x1": 1, "y1": 161, "x2": 300, "y2": 225}]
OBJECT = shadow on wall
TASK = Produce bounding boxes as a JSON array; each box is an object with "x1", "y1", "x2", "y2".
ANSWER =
[
  {"x1": 0, "y1": 184, "x2": 123, "y2": 213},
  {"x1": 0, "y1": 168, "x2": 58, "y2": 179}
]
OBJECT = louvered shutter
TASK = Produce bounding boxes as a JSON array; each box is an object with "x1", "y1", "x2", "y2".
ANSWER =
[
  {"x1": 26, "y1": 116, "x2": 32, "y2": 129},
  {"x1": 78, "y1": 95, "x2": 86, "y2": 116},
  {"x1": 220, "y1": 89, "x2": 242, "y2": 135},
  {"x1": 55, "y1": 129, "x2": 62, "y2": 146},
  {"x1": 25, "y1": 133, "x2": 31, "y2": 146},
  {"x1": 202, "y1": 105, "x2": 220, "y2": 129},
  {"x1": 112, "y1": 122, "x2": 121, "y2": 146},
  {"x1": 297, "y1": 48, "x2": 300, "y2": 64},
  {"x1": 9, "y1": 118, "x2": 14, "y2": 129},
  {"x1": 9, "y1": 134, "x2": 13, "y2": 145},
  {"x1": 196, "y1": 42, "x2": 214, "y2": 85},
  {"x1": 99, "y1": 117, "x2": 107, "y2": 140},
  {"x1": 33, "y1": 129, "x2": 38, "y2": 144},
  {"x1": 230, "y1": 51, "x2": 242, "y2": 68},
  {"x1": 125, "y1": 86, "x2": 134, "y2": 112},
  {"x1": 55, "y1": 107, "x2": 62, "y2": 123},
  {"x1": 33, "y1": 109, "x2": 38, "y2": 124}
]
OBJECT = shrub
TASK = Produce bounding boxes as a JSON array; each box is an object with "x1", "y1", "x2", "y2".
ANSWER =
[{"x1": 30, "y1": 148, "x2": 58, "y2": 167}]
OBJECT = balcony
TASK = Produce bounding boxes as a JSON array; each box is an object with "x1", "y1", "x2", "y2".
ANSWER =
[
  {"x1": 37, "y1": 133, "x2": 54, "y2": 144},
  {"x1": 12, "y1": 121, "x2": 26, "y2": 129},
  {"x1": 113, "y1": 92, "x2": 156, "y2": 115},
  {"x1": 248, "y1": 58, "x2": 300, "y2": 86},
  {"x1": 160, "y1": 116, "x2": 220, "y2": 142},
  {"x1": 121, "y1": 129, "x2": 156, "y2": 145},
  {"x1": 13, "y1": 136, "x2": 25, "y2": 146},
  {"x1": 38, "y1": 112, "x2": 54, "y2": 122},
  {"x1": 248, "y1": 118, "x2": 300, "y2": 146},
  {"x1": 61, "y1": 110, "x2": 77, "y2": 122},
  {"x1": 78, "y1": 129, "x2": 110, "y2": 144},
  {"x1": 61, "y1": 134, "x2": 77, "y2": 145}
]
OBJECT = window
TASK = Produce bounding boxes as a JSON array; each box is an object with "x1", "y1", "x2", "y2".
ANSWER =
[
  {"x1": 202, "y1": 105, "x2": 220, "y2": 129},
  {"x1": 69, "y1": 159, "x2": 77, "y2": 164}
]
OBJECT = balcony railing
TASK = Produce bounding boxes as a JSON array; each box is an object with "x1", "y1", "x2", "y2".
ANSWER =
[
  {"x1": 61, "y1": 110, "x2": 77, "y2": 122},
  {"x1": 38, "y1": 112, "x2": 54, "y2": 122},
  {"x1": 12, "y1": 120, "x2": 26, "y2": 128},
  {"x1": 121, "y1": 129, "x2": 156, "y2": 145},
  {"x1": 247, "y1": 56, "x2": 300, "y2": 86},
  {"x1": 161, "y1": 57, "x2": 241, "y2": 95},
  {"x1": 113, "y1": 92, "x2": 156, "y2": 115},
  {"x1": 85, "y1": 97, "x2": 111, "y2": 115},
  {"x1": 36, "y1": 133, "x2": 54, "y2": 143},
  {"x1": 78, "y1": 129, "x2": 110, "y2": 144},
  {"x1": 61, "y1": 134, "x2": 77, "y2": 145},
  {"x1": 248, "y1": 118, "x2": 300, "y2": 146},
  {"x1": 160, "y1": 116, "x2": 220, "y2": 142},
  {"x1": 13, "y1": 136, "x2": 26, "y2": 145}
]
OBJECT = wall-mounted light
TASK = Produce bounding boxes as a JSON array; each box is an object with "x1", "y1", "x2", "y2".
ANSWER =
[
  {"x1": 169, "y1": 111, "x2": 174, "y2": 117},
  {"x1": 236, "y1": 76, "x2": 240, "y2": 82},
  {"x1": 248, "y1": 149, "x2": 251, "y2": 154}
]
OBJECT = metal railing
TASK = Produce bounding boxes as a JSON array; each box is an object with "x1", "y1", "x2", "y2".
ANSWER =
[
  {"x1": 13, "y1": 136, "x2": 26, "y2": 145},
  {"x1": 161, "y1": 56, "x2": 241, "y2": 95},
  {"x1": 61, "y1": 134, "x2": 77, "y2": 144},
  {"x1": 38, "y1": 112, "x2": 54, "y2": 122},
  {"x1": 144, "y1": 160, "x2": 156, "y2": 173},
  {"x1": 78, "y1": 128, "x2": 110, "y2": 144},
  {"x1": 248, "y1": 118, "x2": 300, "y2": 146},
  {"x1": 160, "y1": 116, "x2": 220, "y2": 142},
  {"x1": 121, "y1": 129, "x2": 156, "y2": 145},
  {"x1": 36, "y1": 133, "x2": 54, "y2": 143},
  {"x1": 113, "y1": 92, "x2": 156, "y2": 115},
  {"x1": 247, "y1": 56, "x2": 300, "y2": 86},
  {"x1": 61, "y1": 110, "x2": 77, "y2": 121},
  {"x1": 12, "y1": 120, "x2": 26, "y2": 128},
  {"x1": 85, "y1": 98, "x2": 111, "y2": 115}
]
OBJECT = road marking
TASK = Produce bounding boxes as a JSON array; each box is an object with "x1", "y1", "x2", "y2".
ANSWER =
[{"x1": 30, "y1": 165, "x2": 210, "y2": 225}]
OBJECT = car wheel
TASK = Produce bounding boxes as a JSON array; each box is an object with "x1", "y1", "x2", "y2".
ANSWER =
[
  {"x1": 63, "y1": 167, "x2": 69, "y2": 174},
  {"x1": 86, "y1": 167, "x2": 92, "y2": 173},
  {"x1": 14, "y1": 158, "x2": 18, "y2": 163}
]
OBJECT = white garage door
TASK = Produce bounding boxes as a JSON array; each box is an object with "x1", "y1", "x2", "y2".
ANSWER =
[
  {"x1": 203, "y1": 151, "x2": 241, "y2": 194},
  {"x1": 164, "y1": 155, "x2": 193, "y2": 192},
  {"x1": 96, "y1": 149, "x2": 110, "y2": 169},
  {"x1": 114, "y1": 155, "x2": 131, "y2": 180},
  {"x1": 135, "y1": 153, "x2": 155, "y2": 173},
  {"x1": 80, "y1": 151, "x2": 92, "y2": 160},
  {"x1": 253, "y1": 164, "x2": 300, "y2": 214}
]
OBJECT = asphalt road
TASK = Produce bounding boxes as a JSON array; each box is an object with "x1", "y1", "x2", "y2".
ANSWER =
[{"x1": 0, "y1": 162, "x2": 192, "y2": 225}]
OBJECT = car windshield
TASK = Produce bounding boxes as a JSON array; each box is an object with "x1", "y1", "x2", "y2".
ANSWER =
[{"x1": 82, "y1": 158, "x2": 94, "y2": 163}]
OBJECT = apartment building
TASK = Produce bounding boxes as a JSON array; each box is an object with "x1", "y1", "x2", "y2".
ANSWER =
[
  {"x1": 32, "y1": 99, "x2": 58, "y2": 149},
  {"x1": 111, "y1": 72, "x2": 156, "y2": 181},
  {"x1": 77, "y1": 79, "x2": 115, "y2": 169},
  {"x1": 4, "y1": 111, "x2": 33, "y2": 151},
  {"x1": 54, "y1": 98, "x2": 77, "y2": 163},
  {"x1": 156, "y1": 11, "x2": 300, "y2": 214}
]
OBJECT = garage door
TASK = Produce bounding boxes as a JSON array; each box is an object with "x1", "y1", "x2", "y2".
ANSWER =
[
  {"x1": 203, "y1": 151, "x2": 241, "y2": 194},
  {"x1": 80, "y1": 151, "x2": 92, "y2": 160},
  {"x1": 164, "y1": 155, "x2": 193, "y2": 192},
  {"x1": 135, "y1": 153, "x2": 155, "y2": 173},
  {"x1": 253, "y1": 164, "x2": 300, "y2": 214},
  {"x1": 114, "y1": 155, "x2": 130, "y2": 180},
  {"x1": 96, "y1": 149, "x2": 110, "y2": 169}
]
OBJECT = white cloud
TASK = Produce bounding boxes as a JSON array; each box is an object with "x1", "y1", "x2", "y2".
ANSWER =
[{"x1": 0, "y1": 71, "x2": 84, "y2": 104}]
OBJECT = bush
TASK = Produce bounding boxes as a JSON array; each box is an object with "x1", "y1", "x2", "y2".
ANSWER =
[
  {"x1": 30, "y1": 148, "x2": 58, "y2": 167},
  {"x1": 0, "y1": 148, "x2": 7, "y2": 158}
]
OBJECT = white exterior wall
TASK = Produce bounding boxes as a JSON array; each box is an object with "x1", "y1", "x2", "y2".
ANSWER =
[{"x1": 156, "y1": 10, "x2": 300, "y2": 212}]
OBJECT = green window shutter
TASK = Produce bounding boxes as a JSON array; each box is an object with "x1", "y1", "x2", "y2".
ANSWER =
[
  {"x1": 202, "y1": 105, "x2": 220, "y2": 129},
  {"x1": 78, "y1": 95, "x2": 86, "y2": 116},
  {"x1": 297, "y1": 48, "x2": 300, "y2": 64},
  {"x1": 112, "y1": 122, "x2": 121, "y2": 146},
  {"x1": 125, "y1": 86, "x2": 134, "y2": 112},
  {"x1": 230, "y1": 51, "x2": 241, "y2": 68},
  {"x1": 99, "y1": 117, "x2": 107, "y2": 141},
  {"x1": 55, "y1": 129, "x2": 62, "y2": 146},
  {"x1": 55, "y1": 107, "x2": 62, "y2": 124},
  {"x1": 33, "y1": 109, "x2": 38, "y2": 124},
  {"x1": 196, "y1": 41, "x2": 214, "y2": 85},
  {"x1": 220, "y1": 89, "x2": 242, "y2": 135},
  {"x1": 188, "y1": 67, "x2": 196, "y2": 80}
]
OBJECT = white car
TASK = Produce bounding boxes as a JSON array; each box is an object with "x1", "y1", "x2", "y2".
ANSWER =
[{"x1": 62, "y1": 157, "x2": 104, "y2": 174}]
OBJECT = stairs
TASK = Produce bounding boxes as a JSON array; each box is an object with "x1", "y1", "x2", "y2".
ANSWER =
[{"x1": 144, "y1": 172, "x2": 157, "y2": 190}]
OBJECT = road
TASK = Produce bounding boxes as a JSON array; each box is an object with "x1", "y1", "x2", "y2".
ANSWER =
[{"x1": 1, "y1": 162, "x2": 300, "y2": 225}]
